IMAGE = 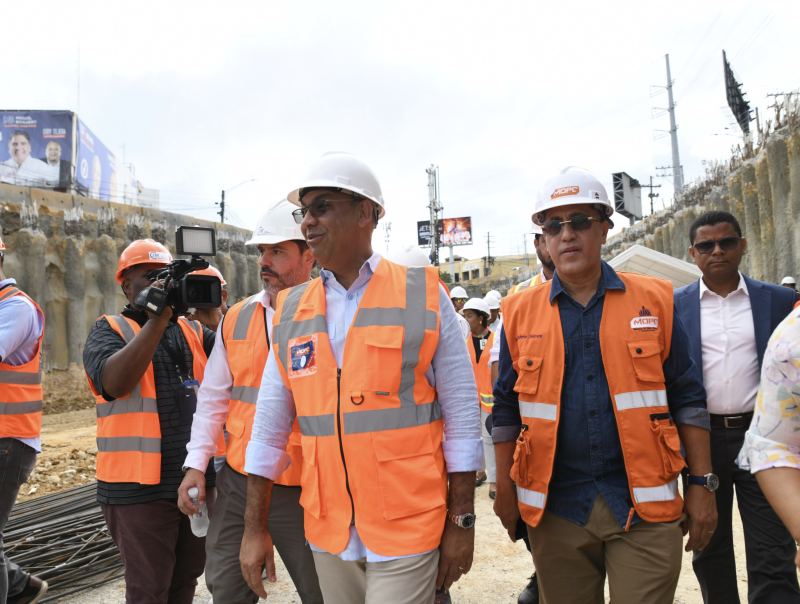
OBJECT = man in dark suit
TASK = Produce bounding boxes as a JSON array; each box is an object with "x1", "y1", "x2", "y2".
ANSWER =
[
  {"x1": 674, "y1": 210, "x2": 799, "y2": 604},
  {"x1": 40, "y1": 141, "x2": 71, "y2": 190}
]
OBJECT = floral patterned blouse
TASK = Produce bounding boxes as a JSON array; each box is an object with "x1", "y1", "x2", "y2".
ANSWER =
[{"x1": 739, "y1": 306, "x2": 800, "y2": 472}]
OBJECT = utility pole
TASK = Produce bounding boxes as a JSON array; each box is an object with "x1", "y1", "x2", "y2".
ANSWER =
[
  {"x1": 218, "y1": 190, "x2": 225, "y2": 223},
  {"x1": 426, "y1": 165, "x2": 441, "y2": 266},
  {"x1": 523, "y1": 233, "x2": 529, "y2": 267},
  {"x1": 484, "y1": 232, "x2": 495, "y2": 277},
  {"x1": 665, "y1": 54, "x2": 683, "y2": 193},
  {"x1": 382, "y1": 221, "x2": 392, "y2": 255},
  {"x1": 642, "y1": 176, "x2": 662, "y2": 214}
]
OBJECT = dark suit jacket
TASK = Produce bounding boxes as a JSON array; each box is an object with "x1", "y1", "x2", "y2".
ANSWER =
[
  {"x1": 674, "y1": 274, "x2": 797, "y2": 383},
  {"x1": 39, "y1": 158, "x2": 71, "y2": 188}
]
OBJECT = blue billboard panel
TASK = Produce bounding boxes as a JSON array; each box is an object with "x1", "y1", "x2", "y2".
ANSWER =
[
  {"x1": 0, "y1": 111, "x2": 72, "y2": 188},
  {"x1": 76, "y1": 119, "x2": 117, "y2": 201}
]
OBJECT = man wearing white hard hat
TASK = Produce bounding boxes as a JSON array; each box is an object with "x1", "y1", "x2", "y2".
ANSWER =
[
  {"x1": 492, "y1": 166, "x2": 715, "y2": 603},
  {"x1": 484, "y1": 293, "x2": 501, "y2": 333},
  {"x1": 241, "y1": 152, "x2": 482, "y2": 604},
  {"x1": 450, "y1": 285, "x2": 468, "y2": 313},
  {"x1": 781, "y1": 276, "x2": 797, "y2": 291},
  {"x1": 179, "y1": 199, "x2": 322, "y2": 603}
]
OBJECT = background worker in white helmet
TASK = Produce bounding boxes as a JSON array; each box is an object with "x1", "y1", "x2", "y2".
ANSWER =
[
  {"x1": 178, "y1": 200, "x2": 322, "y2": 604},
  {"x1": 493, "y1": 166, "x2": 715, "y2": 604},
  {"x1": 240, "y1": 152, "x2": 482, "y2": 604},
  {"x1": 781, "y1": 276, "x2": 796, "y2": 290},
  {"x1": 463, "y1": 298, "x2": 497, "y2": 500},
  {"x1": 508, "y1": 224, "x2": 555, "y2": 296},
  {"x1": 450, "y1": 285, "x2": 468, "y2": 313},
  {"x1": 484, "y1": 292, "x2": 501, "y2": 333}
]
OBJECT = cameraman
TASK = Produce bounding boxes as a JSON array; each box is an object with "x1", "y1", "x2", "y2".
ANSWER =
[{"x1": 83, "y1": 239, "x2": 219, "y2": 604}]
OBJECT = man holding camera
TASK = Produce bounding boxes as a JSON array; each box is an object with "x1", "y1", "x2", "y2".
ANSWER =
[
  {"x1": 178, "y1": 200, "x2": 323, "y2": 604},
  {"x1": 83, "y1": 238, "x2": 219, "y2": 604}
]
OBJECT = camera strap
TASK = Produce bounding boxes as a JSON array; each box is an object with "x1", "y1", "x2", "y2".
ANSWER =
[
  {"x1": 160, "y1": 324, "x2": 193, "y2": 383},
  {"x1": 264, "y1": 306, "x2": 270, "y2": 352}
]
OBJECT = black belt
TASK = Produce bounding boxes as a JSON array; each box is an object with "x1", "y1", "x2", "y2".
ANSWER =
[{"x1": 710, "y1": 412, "x2": 753, "y2": 429}]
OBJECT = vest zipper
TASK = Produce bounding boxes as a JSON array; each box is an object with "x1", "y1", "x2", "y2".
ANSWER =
[{"x1": 337, "y1": 369, "x2": 355, "y2": 524}]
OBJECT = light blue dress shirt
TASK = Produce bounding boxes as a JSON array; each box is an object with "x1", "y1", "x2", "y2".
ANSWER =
[{"x1": 245, "y1": 253, "x2": 483, "y2": 562}]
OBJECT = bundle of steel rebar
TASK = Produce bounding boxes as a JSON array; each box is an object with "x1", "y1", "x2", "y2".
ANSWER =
[{"x1": 5, "y1": 483, "x2": 124, "y2": 602}]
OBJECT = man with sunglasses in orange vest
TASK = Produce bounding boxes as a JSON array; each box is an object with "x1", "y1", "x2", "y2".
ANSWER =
[
  {"x1": 493, "y1": 166, "x2": 717, "y2": 604},
  {"x1": 178, "y1": 199, "x2": 322, "y2": 604},
  {"x1": 0, "y1": 235, "x2": 48, "y2": 604},
  {"x1": 83, "y1": 239, "x2": 219, "y2": 604},
  {"x1": 239, "y1": 152, "x2": 483, "y2": 604}
]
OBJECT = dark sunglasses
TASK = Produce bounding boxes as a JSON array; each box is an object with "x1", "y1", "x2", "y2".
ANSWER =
[
  {"x1": 541, "y1": 214, "x2": 602, "y2": 237},
  {"x1": 292, "y1": 196, "x2": 367, "y2": 224},
  {"x1": 692, "y1": 236, "x2": 742, "y2": 255}
]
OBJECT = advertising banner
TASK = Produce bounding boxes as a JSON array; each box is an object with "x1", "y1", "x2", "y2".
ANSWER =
[
  {"x1": 76, "y1": 119, "x2": 118, "y2": 202},
  {"x1": 417, "y1": 216, "x2": 473, "y2": 247},
  {"x1": 0, "y1": 110, "x2": 73, "y2": 188}
]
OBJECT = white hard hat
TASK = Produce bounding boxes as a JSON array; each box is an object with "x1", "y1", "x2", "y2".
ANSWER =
[
  {"x1": 246, "y1": 199, "x2": 305, "y2": 246},
  {"x1": 450, "y1": 286, "x2": 468, "y2": 299},
  {"x1": 532, "y1": 166, "x2": 614, "y2": 226},
  {"x1": 287, "y1": 151, "x2": 386, "y2": 219},
  {"x1": 782, "y1": 276, "x2": 796, "y2": 286},
  {"x1": 463, "y1": 297, "x2": 491, "y2": 317},
  {"x1": 484, "y1": 294, "x2": 501, "y2": 310},
  {"x1": 530, "y1": 223, "x2": 543, "y2": 235},
  {"x1": 389, "y1": 245, "x2": 431, "y2": 267},
  {"x1": 486, "y1": 290, "x2": 501, "y2": 300}
]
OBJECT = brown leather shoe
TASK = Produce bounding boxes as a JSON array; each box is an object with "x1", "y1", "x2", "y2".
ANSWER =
[{"x1": 7, "y1": 575, "x2": 48, "y2": 604}]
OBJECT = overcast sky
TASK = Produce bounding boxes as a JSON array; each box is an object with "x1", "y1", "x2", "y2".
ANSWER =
[{"x1": 3, "y1": 0, "x2": 797, "y2": 261}]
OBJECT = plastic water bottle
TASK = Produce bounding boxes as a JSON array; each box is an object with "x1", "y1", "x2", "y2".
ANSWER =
[{"x1": 187, "y1": 487, "x2": 210, "y2": 537}]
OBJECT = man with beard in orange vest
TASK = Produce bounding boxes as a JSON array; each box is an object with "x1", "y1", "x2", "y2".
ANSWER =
[
  {"x1": 493, "y1": 167, "x2": 717, "y2": 604},
  {"x1": 83, "y1": 239, "x2": 219, "y2": 604},
  {"x1": 239, "y1": 152, "x2": 483, "y2": 604},
  {"x1": 179, "y1": 200, "x2": 322, "y2": 603}
]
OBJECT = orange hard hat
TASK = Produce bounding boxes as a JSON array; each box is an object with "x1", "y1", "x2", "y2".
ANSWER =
[
  {"x1": 116, "y1": 239, "x2": 173, "y2": 284},
  {"x1": 193, "y1": 265, "x2": 226, "y2": 286}
]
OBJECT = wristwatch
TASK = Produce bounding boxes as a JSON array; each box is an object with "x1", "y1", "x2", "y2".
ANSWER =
[
  {"x1": 688, "y1": 473, "x2": 720, "y2": 492},
  {"x1": 448, "y1": 512, "x2": 476, "y2": 529}
]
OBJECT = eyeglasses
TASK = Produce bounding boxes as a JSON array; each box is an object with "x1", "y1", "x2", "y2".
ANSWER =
[
  {"x1": 541, "y1": 214, "x2": 602, "y2": 237},
  {"x1": 454, "y1": 298, "x2": 467, "y2": 303},
  {"x1": 692, "y1": 236, "x2": 742, "y2": 254},
  {"x1": 292, "y1": 196, "x2": 364, "y2": 224}
]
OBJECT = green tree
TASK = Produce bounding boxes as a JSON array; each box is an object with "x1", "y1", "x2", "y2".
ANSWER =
[{"x1": 439, "y1": 270, "x2": 452, "y2": 284}]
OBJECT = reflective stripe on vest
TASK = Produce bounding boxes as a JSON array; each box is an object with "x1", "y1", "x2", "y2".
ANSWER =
[
  {"x1": 0, "y1": 287, "x2": 45, "y2": 439},
  {"x1": 272, "y1": 259, "x2": 445, "y2": 557},
  {"x1": 223, "y1": 294, "x2": 302, "y2": 482},
  {"x1": 90, "y1": 314, "x2": 206, "y2": 484},
  {"x1": 468, "y1": 330, "x2": 494, "y2": 413},
  {"x1": 504, "y1": 269, "x2": 684, "y2": 527}
]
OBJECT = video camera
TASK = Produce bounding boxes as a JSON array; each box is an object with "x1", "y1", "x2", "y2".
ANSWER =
[{"x1": 134, "y1": 226, "x2": 222, "y2": 316}]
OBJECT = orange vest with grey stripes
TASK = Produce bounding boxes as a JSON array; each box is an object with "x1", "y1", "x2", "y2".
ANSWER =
[
  {"x1": 502, "y1": 271, "x2": 685, "y2": 527},
  {"x1": 0, "y1": 286, "x2": 44, "y2": 439},
  {"x1": 221, "y1": 295, "x2": 303, "y2": 484},
  {"x1": 272, "y1": 258, "x2": 446, "y2": 556},
  {"x1": 87, "y1": 315, "x2": 207, "y2": 485},
  {"x1": 509, "y1": 271, "x2": 544, "y2": 296},
  {"x1": 467, "y1": 330, "x2": 495, "y2": 413}
]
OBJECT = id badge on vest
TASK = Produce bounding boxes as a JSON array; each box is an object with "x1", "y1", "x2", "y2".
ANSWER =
[{"x1": 288, "y1": 334, "x2": 317, "y2": 378}]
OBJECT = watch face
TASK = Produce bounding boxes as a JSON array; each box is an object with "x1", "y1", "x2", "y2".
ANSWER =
[
  {"x1": 461, "y1": 514, "x2": 475, "y2": 529},
  {"x1": 706, "y1": 474, "x2": 720, "y2": 491}
]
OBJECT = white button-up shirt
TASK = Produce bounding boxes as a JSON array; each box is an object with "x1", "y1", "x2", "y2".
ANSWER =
[
  {"x1": 245, "y1": 253, "x2": 482, "y2": 562},
  {"x1": 183, "y1": 290, "x2": 274, "y2": 472},
  {"x1": 699, "y1": 272, "x2": 759, "y2": 415},
  {"x1": 0, "y1": 156, "x2": 58, "y2": 187}
]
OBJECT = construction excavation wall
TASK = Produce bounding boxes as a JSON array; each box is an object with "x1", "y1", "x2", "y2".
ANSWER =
[{"x1": 0, "y1": 185, "x2": 258, "y2": 412}]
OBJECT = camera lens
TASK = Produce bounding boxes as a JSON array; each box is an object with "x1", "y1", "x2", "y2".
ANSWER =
[{"x1": 187, "y1": 286, "x2": 199, "y2": 302}]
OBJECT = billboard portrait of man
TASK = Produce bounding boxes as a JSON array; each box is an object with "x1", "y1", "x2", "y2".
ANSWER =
[
  {"x1": 90, "y1": 155, "x2": 102, "y2": 199},
  {"x1": 40, "y1": 141, "x2": 71, "y2": 189},
  {"x1": 1, "y1": 130, "x2": 58, "y2": 187}
]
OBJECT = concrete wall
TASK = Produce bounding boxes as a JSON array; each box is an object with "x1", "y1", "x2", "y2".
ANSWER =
[{"x1": 0, "y1": 185, "x2": 259, "y2": 412}]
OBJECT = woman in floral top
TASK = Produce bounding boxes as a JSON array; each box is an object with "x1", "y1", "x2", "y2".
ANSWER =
[{"x1": 739, "y1": 306, "x2": 800, "y2": 567}]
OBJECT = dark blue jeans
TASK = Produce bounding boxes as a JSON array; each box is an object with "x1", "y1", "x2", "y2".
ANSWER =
[{"x1": 0, "y1": 437, "x2": 37, "y2": 604}]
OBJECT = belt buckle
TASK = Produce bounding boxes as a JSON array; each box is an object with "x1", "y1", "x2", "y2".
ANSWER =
[{"x1": 724, "y1": 416, "x2": 742, "y2": 429}]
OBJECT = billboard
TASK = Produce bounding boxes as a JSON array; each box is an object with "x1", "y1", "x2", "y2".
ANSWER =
[
  {"x1": 0, "y1": 111, "x2": 73, "y2": 188},
  {"x1": 417, "y1": 217, "x2": 473, "y2": 247},
  {"x1": 76, "y1": 119, "x2": 119, "y2": 202}
]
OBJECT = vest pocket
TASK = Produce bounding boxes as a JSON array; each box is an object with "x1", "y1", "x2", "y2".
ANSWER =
[
  {"x1": 515, "y1": 355, "x2": 543, "y2": 395},
  {"x1": 372, "y1": 428, "x2": 445, "y2": 520},
  {"x1": 626, "y1": 340, "x2": 665, "y2": 382},
  {"x1": 364, "y1": 325, "x2": 404, "y2": 392},
  {"x1": 509, "y1": 426, "x2": 531, "y2": 487},
  {"x1": 652, "y1": 419, "x2": 687, "y2": 478},
  {"x1": 299, "y1": 435, "x2": 326, "y2": 519}
]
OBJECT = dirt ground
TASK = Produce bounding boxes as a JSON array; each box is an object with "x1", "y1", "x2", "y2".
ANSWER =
[{"x1": 32, "y1": 409, "x2": 755, "y2": 603}]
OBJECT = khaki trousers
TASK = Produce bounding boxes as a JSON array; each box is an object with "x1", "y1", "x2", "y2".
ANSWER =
[
  {"x1": 527, "y1": 495, "x2": 684, "y2": 604},
  {"x1": 311, "y1": 548, "x2": 439, "y2": 604},
  {"x1": 205, "y1": 463, "x2": 323, "y2": 604}
]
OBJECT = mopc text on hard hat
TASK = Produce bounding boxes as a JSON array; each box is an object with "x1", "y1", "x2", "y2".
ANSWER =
[{"x1": 551, "y1": 186, "x2": 580, "y2": 199}]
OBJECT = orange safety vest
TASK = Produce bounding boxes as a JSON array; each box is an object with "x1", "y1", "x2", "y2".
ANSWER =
[
  {"x1": 87, "y1": 315, "x2": 207, "y2": 485},
  {"x1": 509, "y1": 271, "x2": 545, "y2": 296},
  {"x1": 502, "y1": 271, "x2": 685, "y2": 528},
  {"x1": 0, "y1": 286, "x2": 44, "y2": 439},
  {"x1": 221, "y1": 294, "x2": 303, "y2": 485},
  {"x1": 272, "y1": 258, "x2": 446, "y2": 556},
  {"x1": 467, "y1": 330, "x2": 495, "y2": 413}
]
